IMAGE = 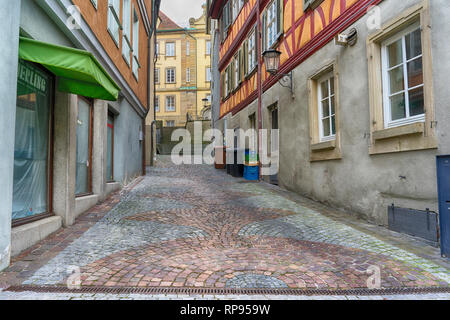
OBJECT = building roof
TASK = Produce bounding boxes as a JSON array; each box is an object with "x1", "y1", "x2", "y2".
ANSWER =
[{"x1": 158, "y1": 11, "x2": 182, "y2": 30}]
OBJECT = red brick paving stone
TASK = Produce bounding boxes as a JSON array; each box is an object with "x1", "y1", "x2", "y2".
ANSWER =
[{"x1": 65, "y1": 236, "x2": 444, "y2": 289}]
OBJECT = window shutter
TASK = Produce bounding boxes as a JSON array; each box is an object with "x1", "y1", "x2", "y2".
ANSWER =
[
  {"x1": 238, "y1": 48, "x2": 243, "y2": 84},
  {"x1": 261, "y1": 11, "x2": 267, "y2": 53},
  {"x1": 243, "y1": 40, "x2": 248, "y2": 77},
  {"x1": 231, "y1": 60, "x2": 235, "y2": 90},
  {"x1": 276, "y1": 0, "x2": 284, "y2": 38}
]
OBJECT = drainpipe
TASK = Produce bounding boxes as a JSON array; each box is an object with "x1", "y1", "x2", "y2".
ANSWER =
[
  {"x1": 256, "y1": 0, "x2": 262, "y2": 181},
  {"x1": 147, "y1": 0, "x2": 161, "y2": 168}
]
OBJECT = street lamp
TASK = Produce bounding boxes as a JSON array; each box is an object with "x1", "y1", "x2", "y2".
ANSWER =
[{"x1": 262, "y1": 49, "x2": 294, "y2": 97}]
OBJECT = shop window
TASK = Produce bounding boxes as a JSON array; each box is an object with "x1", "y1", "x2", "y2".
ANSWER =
[
  {"x1": 367, "y1": 2, "x2": 436, "y2": 154},
  {"x1": 166, "y1": 120, "x2": 175, "y2": 127},
  {"x1": 106, "y1": 112, "x2": 115, "y2": 183},
  {"x1": 13, "y1": 60, "x2": 53, "y2": 224},
  {"x1": 76, "y1": 97, "x2": 93, "y2": 196}
]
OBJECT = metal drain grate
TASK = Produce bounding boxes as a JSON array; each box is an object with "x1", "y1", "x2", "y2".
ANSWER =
[{"x1": 5, "y1": 285, "x2": 450, "y2": 296}]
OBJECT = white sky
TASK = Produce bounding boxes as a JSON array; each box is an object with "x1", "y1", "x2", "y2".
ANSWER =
[{"x1": 160, "y1": 0, "x2": 206, "y2": 28}]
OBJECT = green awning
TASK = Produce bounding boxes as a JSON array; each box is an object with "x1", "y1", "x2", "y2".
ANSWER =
[{"x1": 19, "y1": 37, "x2": 120, "y2": 101}]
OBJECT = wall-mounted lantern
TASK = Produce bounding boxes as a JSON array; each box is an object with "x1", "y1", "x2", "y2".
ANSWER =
[{"x1": 262, "y1": 49, "x2": 294, "y2": 97}]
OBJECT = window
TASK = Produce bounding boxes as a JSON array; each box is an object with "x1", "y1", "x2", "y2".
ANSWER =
[
  {"x1": 166, "y1": 96, "x2": 176, "y2": 112},
  {"x1": 382, "y1": 23, "x2": 424, "y2": 128},
  {"x1": 90, "y1": 0, "x2": 97, "y2": 9},
  {"x1": 186, "y1": 68, "x2": 191, "y2": 83},
  {"x1": 76, "y1": 97, "x2": 93, "y2": 196},
  {"x1": 206, "y1": 94, "x2": 211, "y2": 103},
  {"x1": 367, "y1": 3, "x2": 436, "y2": 155},
  {"x1": 107, "y1": 0, "x2": 121, "y2": 46},
  {"x1": 166, "y1": 120, "x2": 175, "y2": 127},
  {"x1": 232, "y1": 0, "x2": 245, "y2": 22},
  {"x1": 186, "y1": 40, "x2": 190, "y2": 56},
  {"x1": 166, "y1": 42, "x2": 175, "y2": 57},
  {"x1": 166, "y1": 68, "x2": 176, "y2": 83},
  {"x1": 13, "y1": 60, "x2": 53, "y2": 223},
  {"x1": 318, "y1": 74, "x2": 336, "y2": 141},
  {"x1": 156, "y1": 42, "x2": 160, "y2": 56},
  {"x1": 206, "y1": 67, "x2": 211, "y2": 82},
  {"x1": 132, "y1": 8, "x2": 140, "y2": 79},
  {"x1": 155, "y1": 68, "x2": 160, "y2": 84},
  {"x1": 106, "y1": 112, "x2": 114, "y2": 183},
  {"x1": 221, "y1": 1, "x2": 231, "y2": 40},
  {"x1": 155, "y1": 96, "x2": 160, "y2": 112},
  {"x1": 262, "y1": 0, "x2": 283, "y2": 51},
  {"x1": 245, "y1": 27, "x2": 257, "y2": 75},
  {"x1": 122, "y1": 0, "x2": 132, "y2": 65},
  {"x1": 206, "y1": 41, "x2": 211, "y2": 55}
]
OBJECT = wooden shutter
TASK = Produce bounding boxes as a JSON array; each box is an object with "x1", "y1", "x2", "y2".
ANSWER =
[
  {"x1": 276, "y1": 0, "x2": 284, "y2": 38},
  {"x1": 243, "y1": 39, "x2": 248, "y2": 77},
  {"x1": 238, "y1": 48, "x2": 243, "y2": 84}
]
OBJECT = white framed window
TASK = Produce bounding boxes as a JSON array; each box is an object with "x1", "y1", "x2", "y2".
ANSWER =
[
  {"x1": 166, "y1": 96, "x2": 176, "y2": 112},
  {"x1": 318, "y1": 73, "x2": 336, "y2": 141},
  {"x1": 107, "y1": 0, "x2": 121, "y2": 46},
  {"x1": 206, "y1": 94, "x2": 211, "y2": 103},
  {"x1": 206, "y1": 41, "x2": 211, "y2": 55},
  {"x1": 155, "y1": 96, "x2": 160, "y2": 112},
  {"x1": 206, "y1": 67, "x2": 211, "y2": 82},
  {"x1": 221, "y1": 1, "x2": 231, "y2": 40},
  {"x1": 132, "y1": 8, "x2": 140, "y2": 79},
  {"x1": 166, "y1": 42, "x2": 175, "y2": 57},
  {"x1": 381, "y1": 22, "x2": 424, "y2": 128},
  {"x1": 186, "y1": 40, "x2": 190, "y2": 56},
  {"x1": 122, "y1": 0, "x2": 132, "y2": 65},
  {"x1": 262, "y1": 0, "x2": 283, "y2": 51},
  {"x1": 233, "y1": 52, "x2": 241, "y2": 89},
  {"x1": 166, "y1": 68, "x2": 176, "y2": 83},
  {"x1": 156, "y1": 42, "x2": 160, "y2": 56},
  {"x1": 186, "y1": 68, "x2": 191, "y2": 83},
  {"x1": 155, "y1": 68, "x2": 160, "y2": 84}
]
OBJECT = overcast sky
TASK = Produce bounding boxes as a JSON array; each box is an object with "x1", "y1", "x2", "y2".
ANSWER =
[{"x1": 160, "y1": 0, "x2": 206, "y2": 28}]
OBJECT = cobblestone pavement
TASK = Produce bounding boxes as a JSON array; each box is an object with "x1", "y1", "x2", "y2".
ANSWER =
[{"x1": 1, "y1": 156, "x2": 449, "y2": 298}]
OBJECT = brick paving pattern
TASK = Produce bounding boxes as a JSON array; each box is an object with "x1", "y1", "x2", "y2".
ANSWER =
[{"x1": 1, "y1": 156, "x2": 449, "y2": 296}]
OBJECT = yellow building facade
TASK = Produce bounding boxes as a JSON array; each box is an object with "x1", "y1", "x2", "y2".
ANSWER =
[{"x1": 156, "y1": 5, "x2": 212, "y2": 127}]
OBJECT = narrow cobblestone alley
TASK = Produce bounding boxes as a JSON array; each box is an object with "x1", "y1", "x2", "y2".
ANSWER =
[{"x1": 1, "y1": 157, "x2": 449, "y2": 299}]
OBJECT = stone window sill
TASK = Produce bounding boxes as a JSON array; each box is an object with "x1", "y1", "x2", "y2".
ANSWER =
[
  {"x1": 311, "y1": 139, "x2": 336, "y2": 152},
  {"x1": 373, "y1": 122, "x2": 424, "y2": 141}
]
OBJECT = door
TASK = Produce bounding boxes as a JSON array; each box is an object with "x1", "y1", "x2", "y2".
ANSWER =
[
  {"x1": 437, "y1": 155, "x2": 450, "y2": 257},
  {"x1": 75, "y1": 97, "x2": 93, "y2": 196},
  {"x1": 270, "y1": 108, "x2": 279, "y2": 185}
]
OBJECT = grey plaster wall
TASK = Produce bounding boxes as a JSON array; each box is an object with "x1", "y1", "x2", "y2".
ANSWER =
[
  {"x1": 113, "y1": 98, "x2": 143, "y2": 185},
  {"x1": 0, "y1": 0, "x2": 21, "y2": 271},
  {"x1": 228, "y1": 0, "x2": 447, "y2": 225}
]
